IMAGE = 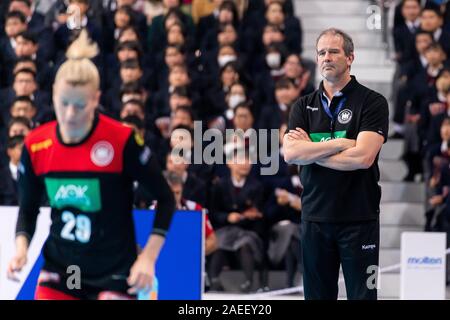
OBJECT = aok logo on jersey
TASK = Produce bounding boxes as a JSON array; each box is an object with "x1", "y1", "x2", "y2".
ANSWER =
[
  {"x1": 309, "y1": 131, "x2": 347, "y2": 142},
  {"x1": 45, "y1": 178, "x2": 101, "y2": 212}
]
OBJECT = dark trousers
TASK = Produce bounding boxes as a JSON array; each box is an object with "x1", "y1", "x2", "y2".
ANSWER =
[{"x1": 300, "y1": 219, "x2": 380, "y2": 300}]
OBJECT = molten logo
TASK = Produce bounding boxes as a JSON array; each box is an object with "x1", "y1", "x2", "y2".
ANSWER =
[{"x1": 407, "y1": 257, "x2": 443, "y2": 265}]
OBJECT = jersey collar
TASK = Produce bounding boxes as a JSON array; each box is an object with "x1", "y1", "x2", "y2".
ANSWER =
[
  {"x1": 318, "y1": 75, "x2": 358, "y2": 101},
  {"x1": 56, "y1": 112, "x2": 100, "y2": 147}
]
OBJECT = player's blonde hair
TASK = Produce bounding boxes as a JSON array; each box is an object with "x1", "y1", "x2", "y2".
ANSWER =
[{"x1": 54, "y1": 29, "x2": 100, "y2": 90}]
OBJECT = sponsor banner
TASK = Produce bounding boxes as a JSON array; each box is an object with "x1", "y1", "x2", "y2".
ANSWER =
[
  {"x1": 400, "y1": 232, "x2": 446, "y2": 300},
  {"x1": 0, "y1": 206, "x2": 203, "y2": 300}
]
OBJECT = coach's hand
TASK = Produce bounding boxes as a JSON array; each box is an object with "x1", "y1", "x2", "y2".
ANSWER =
[
  {"x1": 338, "y1": 138, "x2": 356, "y2": 150},
  {"x1": 287, "y1": 128, "x2": 312, "y2": 142},
  {"x1": 127, "y1": 253, "x2": 155, "y2": 295}
]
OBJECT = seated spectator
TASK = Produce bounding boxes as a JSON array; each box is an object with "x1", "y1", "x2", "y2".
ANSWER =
[
  {"x1": 153, "y1": 65, "x2": 197, "y2": 123},
  {"x1": 393, "y1": 30, "x2": 434, "y2": 138},
  {"x1": 164, "y1": 170, "x2": 217, "y2": 255},
  {"x1": 208, "y1": 148, "x2": 267, "y2": 293},
  {"x1": 393, "y1": 0, "x2": 422, "y2": 65},
  {"x1": 253, "y1": 41, "x2": 288, "y2": 106},
  {"x1": 425, "y1": 74, "x2": 450, "y2": 172},
  {"x1": 199, "y1": 44, "x2": 247, "y2": 94},
  {"x1": 103, "y1": 58, "x2": 145, "y2": 115},
  {"x1": 198, "y1": 0, "x2": 240, "y2": 51},
  {"x1": 105, "y1": 40, "x2": 145, "y2": 91},
  {"x1": 117, "y1": 25, "x2": 142, "y2": 45},
  {"x1": 425, "y1": 117, "x2": 450, "y2": 231},
  {"x1": 172, "y1": 105, "x2": 195, "y2": 129},
  {"x1": 166, "y1": 20, "x2": 195, "y2": 52},
  {"x1": 0, "y1": 135, "x2": 24, "y2": 205},
  {"x1": 420, "y1": 4, "x2": 450, "y2": 57},
  {"x1": 9, "y1": 31, "x2": 54, "y2": 91},
  {"x1": 223, "y1": 81, "x2": 248, "y2": 122},
  {"x1": 203, "y1": 60, "x2": 253, "y2": 130},
  {"x1": 262, "y1": 123, "x2": 302, "y2": 287},
  {"x1": 45, "y1": 0, "x2": 104, "y2": 32},
  {"x1": 0, "y1": 11, "x2": 28, "y2": 87},
  {"x1": 282, "y1": 53, "x2": 314, "y2": 96},
  {"x1": 147, "y1": 3, "x2": 195, "y2": 55},
  {"x1": 246, "y1": 0, "x2": 301, "y2": 55},
  {"x1": 0, "y1": 68, "x2": 51, "y2": 125},
  {"x1": 9, "y1": 95, "x2": 37, "y2": 125},
  {"x1": 7, "y1": 116, "x2": 32, "y2": 138},
  {"x1": 8, "y1": 0, "x2": 55, "y2": 61},
  {"x1": 258, "y1": 77, "x2": 296, "y2": 131},
  {"x1": 120, "y1": 98, "x2": 146, "y2": 122},
  {"x1": 201, "y1": 20, "x2": 239, "y2": 53},
  {"x1": 54, "y1": 0, "x2": 103, "y2": 60},
  {"x1": 231, "y1": 101, "x2": 254, "y2": 133},
  {"x1": 104, "y1": 0, "x2": 148, "y2": 51},
  {"x1": 166, "y1": 151, "x2": 207, "y2": 206}
]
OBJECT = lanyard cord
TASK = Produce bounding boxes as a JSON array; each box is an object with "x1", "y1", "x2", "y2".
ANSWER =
[{"x1": 320, "y1": 95, "x2": 347, "y2": 138}]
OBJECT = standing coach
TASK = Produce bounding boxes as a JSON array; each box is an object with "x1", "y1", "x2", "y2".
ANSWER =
[{"x1": 283, "y1": 28, "x2": 389, "y2": 300}]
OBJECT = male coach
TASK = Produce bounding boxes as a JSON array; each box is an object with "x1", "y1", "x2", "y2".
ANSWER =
[{"x1": 284, "y1": 28, "x2": 389, "y2": 300}]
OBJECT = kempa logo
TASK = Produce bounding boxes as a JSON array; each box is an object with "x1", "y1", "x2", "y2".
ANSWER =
[
  {"x1": 407, "y1": 256, "x2": 443, "y2": 265},
  {"x1": 45, "y1": 178, "x2": 101, "y2": 212},
  {"x1": 362, "y1": 244, "x2": 376, "y2": 250},
  {"x1": 306, "y1": 106, "x2": 319, "y2": 112},
  {"x1": 338, "y1": 109, "x2": 352, "y2": 124},
  {"x1": 55, "y1": 184, "x2": 91, "y2": 208}
]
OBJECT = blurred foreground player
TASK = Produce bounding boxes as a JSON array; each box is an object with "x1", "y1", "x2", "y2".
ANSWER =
[{"x1": 7, "y1": 30, "x2": 175, "y2": 300}]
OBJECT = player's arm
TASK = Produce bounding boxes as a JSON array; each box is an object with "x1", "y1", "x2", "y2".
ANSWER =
[
  {"x1": 8, "y1": 146, "x2": 44, "y2": 280},
  {"x1": 123, "y1": 133, "x2": 175, "y2": 293},
  {"x1": 315, "y1": 131, "x2": 384, "y2": 171}
]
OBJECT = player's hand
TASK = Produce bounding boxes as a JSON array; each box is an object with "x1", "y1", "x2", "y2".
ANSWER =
[
  {"x1": 7, "y1": 252, "x2": 27, "y2": 282},
  {"x1": 127, "y1": 254, "x2": 155, "y2": 295}
]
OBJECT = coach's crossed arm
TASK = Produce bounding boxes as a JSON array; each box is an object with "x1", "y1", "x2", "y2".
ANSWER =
[
  {"x1": 315, "y1": 131, "x2": 384, "y2": 171},
  {"x1": 283, "y1": 127, "x2": 356, "y2": 165}
]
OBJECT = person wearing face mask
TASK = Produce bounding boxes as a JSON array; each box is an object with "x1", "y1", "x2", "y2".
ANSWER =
[
  {"x1": 218, "y1": 51, "x2": 237, "y2": 67},
  {"x1": 252, "y1": 42, "x2": 287, "y2": 107},
  {"x1": 224, "y1": 82, "x2": 247, "y2": 123}
]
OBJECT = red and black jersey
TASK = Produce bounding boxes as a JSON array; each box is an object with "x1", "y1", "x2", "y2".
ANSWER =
[{"x1": 16, "y1": 113, "x2": 175, "y2": 289}]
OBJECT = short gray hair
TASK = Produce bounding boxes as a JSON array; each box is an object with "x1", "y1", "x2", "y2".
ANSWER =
[
  {"x1": 163, "y1": 170, "x2": 183, "y2": 186},
  {"x1": 316, "y1": 28, "x2": 354, "y2": 57}
]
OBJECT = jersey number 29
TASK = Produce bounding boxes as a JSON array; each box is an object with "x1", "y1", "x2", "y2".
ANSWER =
[{"x1": 61, "y1": 211, "x2": 91, "y2": 243}]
